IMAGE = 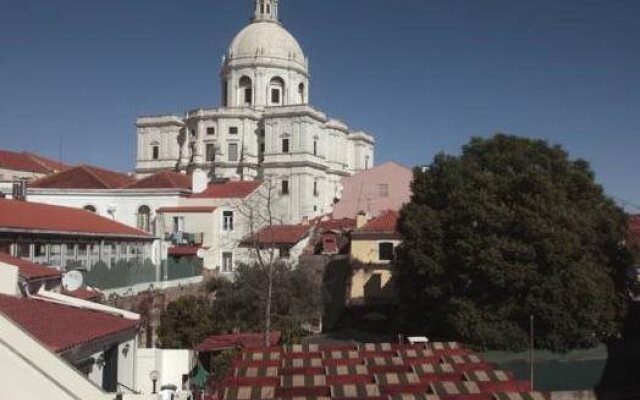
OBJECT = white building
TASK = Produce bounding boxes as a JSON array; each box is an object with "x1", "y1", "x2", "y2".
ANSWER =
[{"x1": 135, "y1": 0, "x2": 375, "y2": 224}]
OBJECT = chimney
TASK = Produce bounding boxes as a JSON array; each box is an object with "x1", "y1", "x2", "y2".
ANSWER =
[
  {"x1": 356, "y1": 211, "x2": 368, "y2": 229},
  {"x1": 191, "y1": 167, "x2": 208, "y2": 194},
  {"x1": 12, "y1": 179, "x2": 28, "y2": 201}
]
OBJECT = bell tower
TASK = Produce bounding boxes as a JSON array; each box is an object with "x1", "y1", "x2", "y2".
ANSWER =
[{"x1": 252, "y1": 0, "x2": 279, "y2": 22}]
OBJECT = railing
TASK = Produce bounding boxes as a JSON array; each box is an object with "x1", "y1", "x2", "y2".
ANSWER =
[{"x1": 165, "y1": 232, "x2": 204, "y2": 246}]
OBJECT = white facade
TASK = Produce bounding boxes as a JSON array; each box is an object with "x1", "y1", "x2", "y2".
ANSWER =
[
  {"x1": 136, "y1": 349, "x2": 194, "y2": 394},
  {"x1": 135, "y1": 0, "x2": 375, "y2": 224}
]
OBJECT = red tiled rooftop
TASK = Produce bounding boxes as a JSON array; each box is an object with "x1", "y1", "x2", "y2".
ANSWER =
[
  {"x1": 356, "y1": 210, "x2": 400, "y2": 234},
  {"x1": 0, "y1": 149, "x2": 68, "y2": 175},
  {"x1": 0, "y1": 252, "x2": 61, "y2": 280},
  {"x1": 30, "y1": 165, "x2": 135, "y2": 189},
  {"x1": 244, "y1": 224, "x2": 311, "y2": 246},
  {"x1": 168, "y1": 246, "x2": 202, "y2": 256},
  {"x1": 196, "y1": 331, "x2": 281, "y2": 352},
  {"x1": 126, "y1": 170, "x2": 192, "y2": 190},
  {"x1": 0, "y1": 294, "x2": 138, "y2": 353},
  {"x1": 0, "y1": 199, "x2": 150, "y2": 238},
  {"x1": 318, "y1": 218, "x2": 356, "y2": 232},
  {"x1": 62, "y1": 288, "x2": 103, "y2": 302},
  {"x1": 157, "y1": 206, "x2": 217, "y2": 213},
  {"x1": 191, "y1": 180, "x2": 262, "y2": 199}
]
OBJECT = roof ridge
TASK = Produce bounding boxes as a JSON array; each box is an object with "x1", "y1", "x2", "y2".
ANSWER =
[
  {"x1": 24, "y1": 152, "x2": 56, "y2": 173},
  {"x1": 77, "y1": 165, "x2": 111, "y2": 189}
]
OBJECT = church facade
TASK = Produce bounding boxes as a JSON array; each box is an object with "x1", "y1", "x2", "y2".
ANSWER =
[{"x1": 135, "y1": 0, "x2": 375, "y2": 224}]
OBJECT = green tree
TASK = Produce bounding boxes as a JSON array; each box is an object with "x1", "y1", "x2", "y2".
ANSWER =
[
  {"x1": 157, "y1": 295, "x2": 214, "y2": 349},
  {"x1": 396, "y1": 134, "x2": 633, "y2": 352}
]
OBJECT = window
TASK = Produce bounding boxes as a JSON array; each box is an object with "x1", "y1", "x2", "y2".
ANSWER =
[
  {"x1": 379, "y1": 242, "x2": 395, "y2": 261},
  {"x1": 228, "y1": 143, "x2": 238, "y2": 162},
  {"x1": 364, "y1": 155, "x2": 370, "y2": 170},
  {"x1": 259, "y1": 142, "x2": 265, "y2": 155},
  {"x1": 206, "y1": 143, "x2": 215, "y2": 161},
  {"x1": 280, "y1": 246, "x2": 290, "y2": 259},
  {"x1": 269, "y1": 77, "x2": 284, "y2": 105},
  {"x1": 223, "y1": 80, "x2": 229, "y2": 107},
  {"x1": 152, "y1": 145, "x2": 159, "y2": 160},
  {"x1": 190, "y1": 129, "x2": 197, "y2": 138},
  {"x1": 378, "y1": 183, "x2": 389, "y2": 198},
  {"x1": 298, "y1": 83, "x2": 305, "y2": 104},
  {"x1": 223, "y1": 211, "x2": 234, "y2": 231},
  {"x1": 313, "y1": 181, "x2": 319, "y2": 197},
  {"x1": 137, "y1": 205, "x2": 151, "y2": 233},
  {"x1": 229, "y1": 126, "x2": 238, "y2": 135},
  {"x1": 172, "y1": 216, "x2": 184, "y2": 233},
  {"x1": 313, "y1": 140, "x2": 318, "y2": 156},
  {"x1": 222, "y1": 252, "x2": 233, "y2": 272},
  {"x1": 281, "y1": 180, "x2": 289, "y2": 195},
  {"x1": 83, "y1": 205, "x2": 96, "y2": 213},
  {"x1": 239, "y1": 76, "x2": 252, "y2": 105},
  {"x1": 207, "y1": 127, "x2": 215, "y2": 136},
  {"x1": 282, "y1": 138, "x2": 289, "y2": 153}
]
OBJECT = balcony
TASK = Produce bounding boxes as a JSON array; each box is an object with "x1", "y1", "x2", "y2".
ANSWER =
[{"x1": 164, "y1": 231, "x2": 204, "y2": 246}]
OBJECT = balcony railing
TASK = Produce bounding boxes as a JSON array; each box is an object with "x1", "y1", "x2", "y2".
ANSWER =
[{"x1": 164, "y1": 231, "x2": 204, "y2": 246}]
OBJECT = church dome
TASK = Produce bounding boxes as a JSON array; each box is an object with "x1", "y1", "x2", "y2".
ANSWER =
[{"x1": 226, "y1": 21, "x2": 306, "y2": 69}]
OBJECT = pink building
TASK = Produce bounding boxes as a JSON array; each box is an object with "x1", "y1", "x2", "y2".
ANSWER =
[{"x1": 332, "y1": 161, "x2": 413, "y2": 219}]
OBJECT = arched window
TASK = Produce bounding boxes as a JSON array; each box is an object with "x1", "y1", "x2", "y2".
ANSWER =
[
  {"x1": 137, "y1": 205, "x2": 151, "y2": 233},
  {"x1": 269, "y1": 77, "x2": 285, "y2": 105},
  {"x1": 83, "y1": 205, "x2": 96, "y2": 213},
  {"x1": 239, "y1": 76, "x2": 253, "y2": 105},
  {"x1": 222, "y1": 80, "x2": 229, "y2": 107},
  {"x1": 298, "y1": 83, "x2": 305, "y2": 104}
]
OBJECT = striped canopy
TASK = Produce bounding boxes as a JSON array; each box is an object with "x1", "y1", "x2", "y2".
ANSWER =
[
  {"x1": 412, "y1": 363, "x2": 456, "y2": 375},
  {"x1": 430, "y1": 381, "x2": 481, "y2": 395},
  {"x1": 330, "y1": 384, "x2": 381, "y2": 398},
  {"x1": 493, "y1": 392, "x2": 547, "y2": 400},
  {"x1": 365, "y1": 356, "x2": 404, "y2": 366},
  {"x1": 235, "y1": 366, "x2": 279, "y2": 378},
  {"x1": 224, "y1": 386, "x2": 276, "y2": 400},
  {"x1": 325, "y1": 365, "x2": 369, "y2": 376},
  {"x1": 282, "y1": 358, "x2": 323, "y2": 368},
  {"x1": 399, "y1": 348, "x2": 436, "y2": 359},
  {"x1": 243, "y1": 352, "x2": 281, "y2": 361},
  {"x1": 361, "y1": 343, "x2": 393, "y2": 352},
  {"x1": 374, "y1": 372, "x2": 420, "y2": 385},
  {"x1": 280, "y1": 375, "x2": 327, "y2": 388},
  {"x1": 425, "y1": 342, "x2": 461, "y2": 351},
  {"x1": 284, "y1": 344, "x2": 321, "y2": 353},
  {"x1": 441, "y1": 354, "x2": 482, "y2": 364},
  {"x1": 388, "y1": 394, "x2": 442, "y2": 400},
  {"x1": 464, "y1": 370, "x2": 510, "y2": 382},
  {"x1": 324, "y1": 350, "x2": 361, "y2": 359}
]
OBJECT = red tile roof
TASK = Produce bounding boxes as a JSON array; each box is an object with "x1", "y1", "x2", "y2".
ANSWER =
[
  {"x1": 126, "y1": 170, "x2": 192, "y2": 190},
  {"x1": 192, "y1": 180, "x2": 262, "y2": 199},
  {"x1": 0, "y1": 252, "x2": 62, "y2": 280},
  {"x1": 0, "y1": 199, "x2": 150, "y2": 239},
  {"x1": 196, "y1": 331, "x2": 281, "y2": 352},
  {"x1": 157, "y1": 206, "x2": 217, "y2": 213},
  {"x1": 0, "y1": 150, "x2": 69, "y2": 174},
  {"x1": 360, "y1": 210, "x2": 399, "y2": 234},
  {"x1": 318, "y1": 218, "x2": 356, "y2": 232},
  {"x1": 30, "y1": 165, "x2": 135, "y2": 189},
  {"x1": 62, "y1": 288, "x2": 103, "y2": 302},
  {"x1": 244, "y1": 224, "x2": 311, "y2": 246},
  {"x1": 0, "y1": 294, "x2": 138, "y2": 353}
]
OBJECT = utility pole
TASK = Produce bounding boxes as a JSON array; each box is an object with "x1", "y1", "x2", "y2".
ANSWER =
[{"x1": 529, "y1": 314, "x2": 535, "y2": 391}]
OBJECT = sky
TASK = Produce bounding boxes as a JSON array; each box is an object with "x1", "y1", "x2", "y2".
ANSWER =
[{"x1": 1, "y1": 0, "x2": 639, "y2": 210}]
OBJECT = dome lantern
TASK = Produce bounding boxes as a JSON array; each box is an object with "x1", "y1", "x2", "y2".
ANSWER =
[{"x1": 253, "y1": 0, "x2": 279, "y2": 23}]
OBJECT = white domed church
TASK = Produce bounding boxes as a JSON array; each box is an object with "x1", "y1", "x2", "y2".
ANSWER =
[{"x1": 135, "y1": 0, "x2": 375, "y2": 224}]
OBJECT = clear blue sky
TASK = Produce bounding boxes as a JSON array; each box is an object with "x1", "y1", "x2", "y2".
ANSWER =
[{"x1": 1, "y1": 0, "x2": 639, "y2": 210}]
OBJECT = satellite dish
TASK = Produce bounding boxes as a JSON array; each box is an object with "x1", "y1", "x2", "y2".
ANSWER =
[
  {"x1": 62, "y1": 270, "x2": 84, "y2": 292},
  {"x1": 196, "y1": 248, "x2": 206, "y2": 259}
]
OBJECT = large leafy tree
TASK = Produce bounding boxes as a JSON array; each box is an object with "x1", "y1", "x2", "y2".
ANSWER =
[
  {"x1": 396, "y1": 134, "x2": 633, "y2": 352},
  {"x1": 157, "y1": 296, "x2": 214, "y2": 349}
]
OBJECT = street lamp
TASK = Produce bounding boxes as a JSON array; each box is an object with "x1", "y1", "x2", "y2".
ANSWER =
[{"x1": 150, "y1": 370, "x2": 159, "y2": 394}]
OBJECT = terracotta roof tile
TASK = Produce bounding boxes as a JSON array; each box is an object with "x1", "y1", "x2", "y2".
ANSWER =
[
  {"x1": 30, "y1": 165, "x2": 135, "y2": 189},
  {"x1": 0, "y1": 199, "x2": 150, "y2": 238},
  {"x1": 318, "y1": 218, "x2": 356, "y2": 232},
  {"x1": 126, "y1": 170, "x2": 192, "y2": 190},
  {"x1": 0, "y1": 294, "x2": 138, "y2": 353},
  {"x1": 157, "y1": 206, "x2": 217, "y2": 213},
  {"x1": 168, "y1": 246, "x2": 202, "y2": 256},
  {"x1": 62, "y1": 288, "x2": 103, "y2": 302},
  {"x1": 0, "y1": 252, "x2": 62, "y2": 280},
  {"x1": 244, "y1": 224, "x2": 311, "y2": 246},
  {"x1": 192, "y1": 181, "x2": 262, "y2": 199},
  {"x1": 359, "y1": 210, "x2": 399, "y2": 234},
  {"x1": 0, "y1": 150, "x2": 69, "y2": 174}
]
